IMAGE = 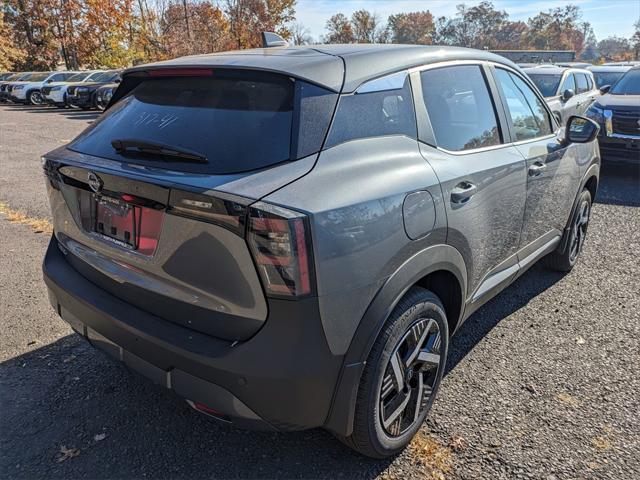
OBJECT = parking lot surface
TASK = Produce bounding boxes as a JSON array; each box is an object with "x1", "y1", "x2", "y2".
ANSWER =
[{"x1": 1, "y1": 103, "x2": 639, "y2": 479}]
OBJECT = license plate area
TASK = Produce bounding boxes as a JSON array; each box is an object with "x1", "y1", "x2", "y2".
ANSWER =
[{"x1": 89, "y1": 194, "x2": 164, "y2": 256}]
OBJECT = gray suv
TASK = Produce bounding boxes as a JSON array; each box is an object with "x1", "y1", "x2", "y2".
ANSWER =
[{"x1": 42, "y1": 44, "x2": 600, "y2": 458}]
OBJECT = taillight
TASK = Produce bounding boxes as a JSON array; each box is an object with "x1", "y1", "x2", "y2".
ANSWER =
[{"x1": 247, "y1": 202, "x2": 314, "y2": 298}]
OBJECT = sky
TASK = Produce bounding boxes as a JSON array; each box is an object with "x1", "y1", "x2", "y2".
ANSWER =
[{"x1": 296, "y1": 0, "x2": 640, "y2": 42}]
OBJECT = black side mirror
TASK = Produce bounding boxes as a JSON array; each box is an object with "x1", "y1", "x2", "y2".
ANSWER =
[
  {"x1": 599, "y1": 84, "x2": 611, "y2": 94},
  {"x1": 562, "y1": 89, "x2": 575, "y2": 101},
  {"x1": 114, "y1": 78, "x2": 121, "y2": 84},
  {"x1": 564, "y1": 115, "x2": 599, "y2": 145}
]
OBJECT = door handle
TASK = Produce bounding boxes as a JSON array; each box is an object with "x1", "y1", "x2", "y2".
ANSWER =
[
  {"x1": 451, "y1": 182, "x2": 477, "y2": 204},
  {"x1": 528, "y1": 162, "x2": 547, "y2": 177}
]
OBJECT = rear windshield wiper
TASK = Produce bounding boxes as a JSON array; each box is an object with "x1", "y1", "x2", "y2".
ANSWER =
[{"x1": 111, "y1": 139, "x2": 207, "y2": 163}]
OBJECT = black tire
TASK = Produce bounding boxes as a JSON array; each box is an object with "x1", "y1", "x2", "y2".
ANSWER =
[
  {"x1": 544, "y1": 188, "x2": 592, "y2": 272},
  {"x1": 338, "y1": 287, "x2": 449, "y2": 458},
  {"x1": 27, "y1": 90, "x2": 43, "y2": 105}
]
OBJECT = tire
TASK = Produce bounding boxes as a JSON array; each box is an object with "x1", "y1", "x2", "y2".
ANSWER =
[
  {"x1": 544, "y1": 188, "x2": 592, "y2": 272},
  {"x1": 27, "y1": 90, "x2": 43, "y2": 105},
  {"x1": 338, "y1": 287, "x2": 449, "y2": 458}
]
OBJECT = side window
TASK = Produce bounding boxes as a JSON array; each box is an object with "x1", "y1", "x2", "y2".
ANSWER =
[
  {"x1": 575, "y1": 73, "x2": 589, "y2": 94},
  {"x1": 420, "y1": 65, "x2": 501, "y2": 151},
  {"x1": 495, "y1": 69, "x2": 553, "y2": 141},
  {"x1": 560, "y1": 74, "x2": 576, "y2": 94},
  {"x1": 326, "y1": 75, "x2": 416, "y2": 148},
  {"x1": 586, "y1": 74, "x2": 594, "y2": 90}
]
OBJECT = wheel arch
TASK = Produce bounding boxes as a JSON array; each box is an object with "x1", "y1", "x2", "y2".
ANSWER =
[{"x1": 324, "y1": 243, "x2": 467, "y2": 437}]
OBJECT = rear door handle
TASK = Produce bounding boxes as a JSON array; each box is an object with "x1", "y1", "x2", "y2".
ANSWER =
[
  {"x1": 451, "y1": 182, "x2": 477, "y2": 204},
  {"x1": 528, "y1": 162, "x2": 547, "y2": 177}
]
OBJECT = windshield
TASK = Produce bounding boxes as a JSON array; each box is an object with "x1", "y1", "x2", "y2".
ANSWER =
[
  {"x1": 592, "y1": 72, "x2": 626, "y2": 89},
  {"x1": 69, "y1": 71, "x2": 337, "y2": 174},
  {"x1": 85, "y1": 71, "x2": 105, "y2": 81},
  {"x1": 527, "y1": 74, "x2": 562, "y2": 97},
  {"x1": 27, "y1": 72, "x2": 51, "y2": 82},
  {"x1": 66, "y1": 72, "x2": 88, "y2": 82},
  {"x1": 89, "y1": 71, "x2": 119, "y2": 82},
  {"x1": 610, "y1": 69, "x2": 640, "y2": 95}
]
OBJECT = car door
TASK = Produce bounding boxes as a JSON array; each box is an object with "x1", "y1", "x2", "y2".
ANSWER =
[
  {"x1": 491, "y1": 66, "x2": 581, "y2": 264},
  {"x1": 573, "y1": 72, "x2": 593, "y2": 116},
  {"x1": 412, "y1": 63, "x2": 527, "y2": 311}
]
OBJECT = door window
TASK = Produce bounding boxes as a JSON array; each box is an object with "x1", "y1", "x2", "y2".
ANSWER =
[
  {"x1": 560, "y1": 74, "x2": 576, "y2": 94},
  {"x1": 420, "y1": 65, "x2": 501, "y2": 151},
  {"x1": 495, "y1": 69, "x2": 553, "y2": 141},
  {"x1": 575, "y1": 73, "x2": 589, "y2": 94}
]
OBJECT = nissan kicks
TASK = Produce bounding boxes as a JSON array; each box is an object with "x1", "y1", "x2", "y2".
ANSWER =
[{"x1": 43, "y1": 42, "x2": 600, "y2": 458}]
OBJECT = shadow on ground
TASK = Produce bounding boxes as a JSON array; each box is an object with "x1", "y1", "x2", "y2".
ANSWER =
[{"x1": 5, "y1": 103, "x2": 100, "y2": 121}]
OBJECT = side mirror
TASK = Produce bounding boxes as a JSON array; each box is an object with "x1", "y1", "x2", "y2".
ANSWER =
[
  {"x1": 564, "y1": 115, "x2": 599, "y2": 145},
  {"x1": 599, "y1": 84, "x2": 611, "y2": 94},
  {"x1": 562, "y1": 89, "x2": 575, "y2": 101}
]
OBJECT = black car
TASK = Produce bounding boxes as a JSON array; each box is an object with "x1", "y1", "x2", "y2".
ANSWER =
[
  {"x1": 586, "y1": 66, "x2": 640, "y2": 163},
  {"x1": 67, "y1": 71, "x2": 121, "y2": 110},
  {"x1": 95, "y1": 82, "x2": 118, "y2": 110},
  {"x1": 587, "y1": 65, "x2": 632, "y2": 90}
]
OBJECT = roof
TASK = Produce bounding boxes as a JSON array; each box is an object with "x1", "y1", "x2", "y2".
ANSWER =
[
  {"x1": 124, "y1": 44, "x2": 520, "y2": 93},
  {"x1": 523, "y1": 66, "x2": 567, "y2": 75},
  {"x1": 588, "y1": 65, "x2": 633, "y2": 72}
]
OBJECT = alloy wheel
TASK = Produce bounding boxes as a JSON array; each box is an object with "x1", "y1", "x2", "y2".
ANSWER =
[
  {"x1": 29, "y1": 91, "x2": 44, "y2": 105},
  {"x1": 379, "y1": 318, "x2": 442, "y2": 437},
  {"x1": 569, "y1": 199, "x2": 590, "y2": 263}
]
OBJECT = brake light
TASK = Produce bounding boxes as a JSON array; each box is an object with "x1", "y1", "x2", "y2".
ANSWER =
[
  {"x1": 147, "y1": 68, "x2": 213, "y2": 77},
  {"x1": 247, "y1": 202, "x2": 314, "y2": 298}
]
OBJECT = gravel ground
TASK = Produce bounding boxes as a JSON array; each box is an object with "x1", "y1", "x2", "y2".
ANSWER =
[{"x1": 0, "y1": 103, "x2": 639, "y2": 479}]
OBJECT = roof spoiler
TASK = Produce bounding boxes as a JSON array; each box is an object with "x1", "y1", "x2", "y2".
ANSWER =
[{"x1": 261, "y1": 32, "x2": 288, "y2": 48}]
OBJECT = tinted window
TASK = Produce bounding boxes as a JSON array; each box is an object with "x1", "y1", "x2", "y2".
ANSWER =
[
  {"x1": 560, "y1": 73, "x2": 576, "y2": 93},
  {"x1": 495, "y1": 69, "x2": 553, "y2": 141},
  {"x1": 610, "y1": 69, "x2": 640, "y2": 95},
  {"x1": 326, "y1": 76, "x2": 415, "y2": 147},
  {"x1": 67, "y1": 72, "x2": 88, "y2": 82},
  {"x1": 527, "y1": 74, "x2": 562, "y2": 97},
  {"x1": 70, "y1": 72, "x2": 336, "y2": 174},
  {"x1": 575, "y1": 73, "x2": 589, "y2": 94},
  {"x1": 592, "y1": 71, "x2": 625, "y2": 89},
  {"x1": 27, "y1": 72, "x2": 50, "y2": 81},
  {"x1": 586, "y1": 74, "x2": 594, "y2": 90},
  {"x1": 421, "y1": 65, "x2": 501, "y2": 151}
]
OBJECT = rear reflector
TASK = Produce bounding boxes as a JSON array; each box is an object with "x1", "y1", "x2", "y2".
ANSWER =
[{"x1": 247, "y1": 202, "x2": 314, "y2": 298}]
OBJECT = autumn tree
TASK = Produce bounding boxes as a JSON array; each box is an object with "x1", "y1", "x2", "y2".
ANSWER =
[
  {"x1": 597, "y1": 36, "x2": 632, "y2": 61},
  {"x1": 324, "y1": 13, "x2": 354, "y2": 43},
  {"x1": 290, "y1": 22, "x2": 313, "y2": 45},
  {"x1": 224, "y1": 0, "x2": 295, "y2": 49},
  {"x1": 0, "y1": 11, "x2": 26, "y2": 70},
  {"x1": 387, "y1": 11, "x2": 435, "y2": 45},
  {"x1": 631, "y1": 20, "x2": 640, "y2": 60},
  {"x1": 435, "y1": 1, "x2": 512, "y2": 50},
  {"x1": 351, "y1": 9, "x2": 383, "y2": 43},
  {"x1": 525, "y1": 5, "x2": 595, "y2": 57}
]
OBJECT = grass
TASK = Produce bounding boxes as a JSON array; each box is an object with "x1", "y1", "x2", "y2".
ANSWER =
[{"x1": 0, "y1": 201, "x2": 52, "y2": 234}]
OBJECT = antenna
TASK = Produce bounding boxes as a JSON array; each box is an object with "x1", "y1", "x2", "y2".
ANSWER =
[{"x1": 261, "y1": 32, "x2": 288, "y2": 48}]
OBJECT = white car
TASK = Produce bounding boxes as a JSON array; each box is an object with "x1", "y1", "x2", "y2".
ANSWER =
[
  {"x1": 8, "y1": 71, "x2": 77, "y2": 105},
  {"x1": 41, "y1": 71, "x2": 103, "y2": 108}
]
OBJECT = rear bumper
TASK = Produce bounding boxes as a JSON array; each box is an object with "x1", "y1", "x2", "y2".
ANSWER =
[
  {"x1": 43, "y1": 236, "x2": 344, "y2": 431},
  {"x1": 598, "y1": 134, "x2": 640, "y2": 163}
]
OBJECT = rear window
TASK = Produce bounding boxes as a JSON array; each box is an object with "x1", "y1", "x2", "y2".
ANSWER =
[
  {"x1": 69, "y1": 71, "x2": 337, "y2": 174},
  {"x1": 527, "y1": 74, "x2": 561, "y2": 97}
]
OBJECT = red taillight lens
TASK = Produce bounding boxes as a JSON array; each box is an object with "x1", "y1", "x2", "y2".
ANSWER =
[{"x1": 247, "y1": 202, "x2": 314, "y2": 298}]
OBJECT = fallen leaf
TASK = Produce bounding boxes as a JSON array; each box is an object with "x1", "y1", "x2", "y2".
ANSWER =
[
  {"x1": 94, "y1": 433, "x2": 107, "y2": 442},
  {"x1": 449, "y1": 435, "x2": 468, "y2": 452},
  {"x1": 592, "y1": 436, "x2": 611, "y2": 451},
  {"x1": 575, "y1": 336, "x2": 586, "y2": 345},
  {"x1": 556, "y1": 393, "x2": 580, "y2": 406},
  {"x1": 56, "y1": 445, "x2": 80, "y2": 463}
]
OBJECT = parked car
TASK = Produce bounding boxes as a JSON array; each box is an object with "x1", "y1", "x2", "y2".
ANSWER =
[
  {"x1": 8, "y1": 71, "x2": 77, "y2": 105},
  {"x1": 586, "y1": 66, "x2": 640, "y2": 163},
  {"x1": 94, "y1": 82, "x2": 119, "y2": 110},
  {"x1": 66, "y1": 70, "x2": 121, "y2": 109},
  {"x1": 0, "y1": 72, "x2": 33, "y2": 102},
  {"x1": 0, "y1": 72, "x2": 15, "y2": 80},
  {"x1": 42, "y1": 42, "x2": 600, "y2": 459},
  {"x1": 524, "y1": 66, "x2": 599, "y2": 124},
  {"x1": 41, "y1": 71, "x2": 103, "y2": 108},
  {"x1": 587, "y1": 65, "x2": 632, "y2": 90}
]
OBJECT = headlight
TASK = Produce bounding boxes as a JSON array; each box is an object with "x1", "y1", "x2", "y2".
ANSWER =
[
  {"x1": 104, "y1": 90, "x2": 113, "y2": 101},
  {"x1": 51, "y1": 86, "x2": 61, "y2": 91},
  {"x1": 13, "y1": 85, "x2": 24, "y2": 90},
  {"x1": 586, "y1": 104, "x2": 604, "y2": 123}
]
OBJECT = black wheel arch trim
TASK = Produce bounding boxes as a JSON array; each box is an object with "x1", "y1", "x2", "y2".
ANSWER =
[{"x1": 324, "y1": 243, "x2": 467, "y2": 437}]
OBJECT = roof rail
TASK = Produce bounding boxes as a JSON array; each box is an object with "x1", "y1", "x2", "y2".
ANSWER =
[{"x1": 261, "y1": 32, "x2": 288, "y2": 48}]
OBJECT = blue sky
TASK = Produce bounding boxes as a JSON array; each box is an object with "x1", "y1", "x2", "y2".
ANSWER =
[{"x1": 296, "y1": 0, "x2": 640, "y2": 42}]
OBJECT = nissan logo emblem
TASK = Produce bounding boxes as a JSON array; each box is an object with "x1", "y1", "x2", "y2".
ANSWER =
[{"x1": 87, "y1": 172, "x2": 103, "y2": 193}]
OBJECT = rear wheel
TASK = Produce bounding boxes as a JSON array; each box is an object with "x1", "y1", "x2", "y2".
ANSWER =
[
  {"x1": 339, "y1": 287, "x2": 448, "y2": 458},
  {"x1": 544, "y1": 189, "x2": 592, "y2": 272}
]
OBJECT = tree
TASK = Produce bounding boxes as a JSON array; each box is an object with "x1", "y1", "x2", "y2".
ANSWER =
[
  {"x1": 387, "y1": 11, "x2": 435, "y2": 45},
  {"x1": 290, "y1": 22, "x2": 313, "y2": 45},
  {"x1": 631, "y1": 20, "x2": 640, "y2": 60},
  {"x1": 525, "y1": 5, "x2": 594, "y2": 57},
  {"x1": 324, "y1": 13, "x2": 354, "y2": 44},
  {"x1": 224, "y1": 0, "x2": 296, "y2": 49},
  {"x1": 351, "y1": 9, "x2": 382, "y2": 43},
  {"x1": 0, "y1": 12, "x2": 26, "y2": 70},
  {"x1": 435, "y1": 1, "x2": 510, "y2": 49},
  {"x1": 597, "y1": 36, "x2": 632, "y2": 61}
]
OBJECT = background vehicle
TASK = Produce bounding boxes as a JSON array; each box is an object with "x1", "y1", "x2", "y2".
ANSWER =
[
  {"x1": 587, "y1": 64, "x2": 632, "y2": 90},
  {"x1": 0, "y1": 72, "x2": 32, "y2": 102},
  {"x1": 524, "y1": 66, "x2": 599, "y2": 123},
  {"x1": 586, "y1": 66, "x2": 640, "y2": 163},
  {"x1": 0, "y1": 72, "x2": 15, "y2": 80},
  {"x1": 95, "y1": 82, "x2": 119, "y2": 110},
  {"x1": 8, "y1": 71, "x2": 77, "y2": 105},
  {"x1": 42, "y1": 43, "x2": 600, "y2": 459},
  {"x1": 41, "y1": 70, "x2": 103, "y2": 108},
  {"x1": 67, "y1": 70, "x2": 121, "y2": 110}
]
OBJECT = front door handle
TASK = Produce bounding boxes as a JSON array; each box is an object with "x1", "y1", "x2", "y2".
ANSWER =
[
  {"x1": 528, "y1": 162, "x2": 547, "y2": 177},
  {"x1": 451, "y1": 182, "x2": 477, "y2": 204}
]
